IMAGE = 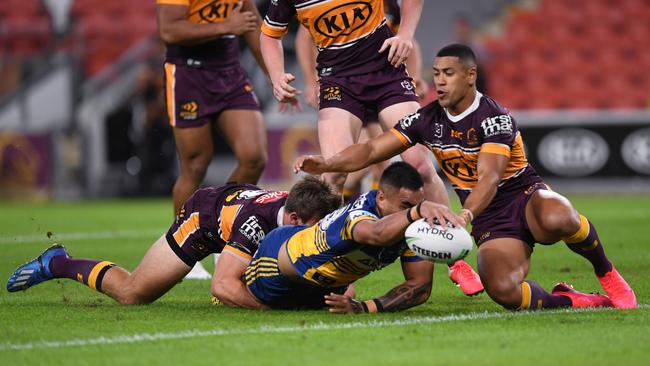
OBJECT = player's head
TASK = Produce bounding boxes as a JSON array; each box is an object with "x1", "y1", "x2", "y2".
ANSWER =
[
  {"x1": 433, "y1": 43, "x2": 478, "y2": 110},
  {"x1": 376, "y1": 162, "x2": 424, "y2": 216},
  {"x1": 285, "y1": 176, "x2": 341, "y2": 225}
]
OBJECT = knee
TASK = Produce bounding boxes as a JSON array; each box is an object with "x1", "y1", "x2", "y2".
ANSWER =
[
  {"x1": 116, "y1": 291, "x2": 150, "y2": 305},
  {"x1": 538, "y1": 209, "x2": 581, "y2": 237},
  {"x1": 182, "y1": 154, "x2": 211, "y2": 181},
  {"x1": 484, "y1": 278, "x2": 521, "y2": 310},
  {"x1": 237, "y1": 151, "x2": 267, "y2": 174}
]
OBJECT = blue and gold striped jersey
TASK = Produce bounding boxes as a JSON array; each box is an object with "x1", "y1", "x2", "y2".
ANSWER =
[{"x1": 286, "y1": 190, "x2": 422, "y2": 287}]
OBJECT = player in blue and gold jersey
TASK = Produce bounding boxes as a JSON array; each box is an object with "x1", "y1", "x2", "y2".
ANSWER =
[
  {"x1": 237, "y1": 162, "x2": 465, "y2": 312},
  {"x1": 295, "y1": 44, "x2": 637, "y2": 310}
]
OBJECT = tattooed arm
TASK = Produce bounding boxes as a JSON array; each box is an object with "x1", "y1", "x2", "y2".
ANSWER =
[{"x1": 324, "y1": 260, "x2": 433, "y2": 314}]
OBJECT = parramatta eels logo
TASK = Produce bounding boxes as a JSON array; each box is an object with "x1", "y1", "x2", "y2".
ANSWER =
[
  {"x1": 314, "y1": 2, "x2": 373, "y2": 38},
  {"x1": 442, "y1": 156, "x2": 476, "y2": 182},
  {"x1": 193, "y1": 0, "x2": 239, "y2": 23}
]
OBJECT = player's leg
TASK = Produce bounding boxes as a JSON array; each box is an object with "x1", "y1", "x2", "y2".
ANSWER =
[
  {"x1": 6, "y1": 236, "x2": 191, "y2": 304},
  {"x1": 342, "y1": 127, "x2": 373, "y2": 202},
  {"x1": 216, "y1": 109, "x2": 267, "y2": 184},
  {"x1": 525, "y1": 189, "x2": 636, "y2": 308},
  {"x1": 173, "y1": 123, "x2": 214, "y2": 280},
  {"x1": 364, "y1": 122, "x2": 390, "y2": 189},
  {"x1": 172, "y1": 123, "x2": 214, "y2": 214},
  {"x1": 477, "y1": 238, "x2": 590, "y2": 310},
  {"x1": 318, "y1": 107, "x2": 363, "y2": 193}
]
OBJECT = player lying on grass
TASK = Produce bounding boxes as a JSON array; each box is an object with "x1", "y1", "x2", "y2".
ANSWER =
[
  {"x1": 7, "y1": 178, "x2": 340, "y2": 308},
  {"x1": 294, "y1": 44, "x2": 637, "y2": 310},
  {"x1": 215, "y1": 162, "x2": 466, "y2": 312}
]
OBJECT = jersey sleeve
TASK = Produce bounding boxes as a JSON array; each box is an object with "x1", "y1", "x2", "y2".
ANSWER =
[
  {"x1": 343, "y1": 210, "x2": 379, "y2": 240},
  {"x1": 226, "y1": 214, "x2": 269, "y2": 259},
  {"x1": 390, "y1": 108, "x2": 427, "y2": 148},
  {"x1": 478, "y1": 113, "x2": 518, "y2": 157},
  {"x1": 261, "y1": 0, "x2": 295, "y2": 38}
]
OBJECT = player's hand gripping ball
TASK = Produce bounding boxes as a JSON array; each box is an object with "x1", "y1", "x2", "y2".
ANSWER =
[{"x1": 405, "y1": 219, "x2": 473, "y2": 264}]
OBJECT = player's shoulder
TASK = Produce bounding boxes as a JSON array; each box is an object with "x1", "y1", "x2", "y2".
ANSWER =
[{"x1": 478, "y1": 93, "x2": 512, "y2": 117}]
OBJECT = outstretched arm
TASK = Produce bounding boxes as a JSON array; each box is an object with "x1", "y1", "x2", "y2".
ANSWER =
[
  {"x1": 157, "y1": 2, "x2": 257, "y2": 45},
  {"x1": 294, "y1": 130, "x2": 408, "y2": 175},
  {"x1": 211, "y1": 249, "x2": 268, "y2": 310},
  {"x1": 351, "y1": 201, "x2": 465, "y2": 247},
  {"x1": 325, "y1": 260, "x2": 433, "y2": 313}
]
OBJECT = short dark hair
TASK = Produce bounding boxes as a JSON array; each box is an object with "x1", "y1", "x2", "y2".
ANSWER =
[
  {"x1": 285, "y1": 176, "x2": 341, "y2": 222},
  {"x1": 379, "y1": 162, "x2": 423, "y2": 191},
  {"x1": 436, "y1": 43, "x2": 477, "y2": 66}
]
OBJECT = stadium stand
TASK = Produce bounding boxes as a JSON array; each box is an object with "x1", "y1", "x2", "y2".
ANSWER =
[{"x1": 483, "y1": 0, "x2": 650, "y2": 109}]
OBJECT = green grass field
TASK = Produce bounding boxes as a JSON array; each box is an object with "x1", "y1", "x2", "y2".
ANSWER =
[{"x1": 1, "y1": 196, "x2": 649, "y2": 365}]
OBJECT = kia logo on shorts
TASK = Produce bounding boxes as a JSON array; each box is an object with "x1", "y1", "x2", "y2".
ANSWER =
[
  {"x1": 621, "y1": 127, "x2": 650, "y2": 175},
  {"x1": 314, "y1": 2, "x2": 373, "y2": 38},
  {"x1": 538, "y1": 128, "x2": 609, "y2": 177}
]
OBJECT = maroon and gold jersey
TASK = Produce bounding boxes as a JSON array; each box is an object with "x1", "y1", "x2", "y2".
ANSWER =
[
  {"x1": 262, "y1": 0, "x2": 395, "y2": 76},
  {"x1": 168, "y1": 183, "x2": 289, "y2": 262},
  {"x1": 157, "y1": 0, "x2": 242, "y2": 67},
  {"x1": 391, "y1": 92, "x2": 540, "y2": 204}
]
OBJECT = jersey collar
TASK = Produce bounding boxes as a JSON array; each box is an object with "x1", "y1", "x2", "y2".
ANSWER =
[
  {"x1": 445, "y1": 91, "x2": 483, "y2": 123},
  {"x1": 277, "y1": 206, "x2": 285, "y2": 227}
]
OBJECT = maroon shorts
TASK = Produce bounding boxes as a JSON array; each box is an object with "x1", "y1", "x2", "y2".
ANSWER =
[
  {"x1": 163, "y1": 63, "x2": 260, "y2": 128},
  {"x1": 318, "y1": 64, "x2": 419, "y2": 121},
  {"x1": 165, "y1": 188, "x2": 226, "y2": 266},
  {"x1": 471, "y1": 181, "x2": 550, "y2": 247}
]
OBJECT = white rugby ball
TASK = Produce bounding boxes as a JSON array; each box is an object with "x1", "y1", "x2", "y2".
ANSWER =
[{"x1": 405, "y1": 219, "x2": 474, "y2": 263}]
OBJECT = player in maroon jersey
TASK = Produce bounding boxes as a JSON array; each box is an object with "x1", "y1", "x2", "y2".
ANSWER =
[
  {"x1": 294, "y1": 44, "x2": 637, "y2": 310},
  {"x1": 7, "y1": 178, "x2": 340, "y2": 308}
]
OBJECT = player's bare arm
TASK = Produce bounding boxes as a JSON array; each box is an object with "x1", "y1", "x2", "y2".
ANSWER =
[
  {"x1": 157, "y1": 2, "x2": 257, "y2": 45},
  {"x1": 294, "y1": 130, "x2": 407, "y2": 175},
  {"x1": 260, "y1": 33, "x2": 301, "y2": 107},
  {"x1": 295, "y1": 26, "x2": 319, "y2": 108},
  {"x1": 459, "y1": 152, "x2": 509, "y2": 224},
  {"x1": 325, "y1": 260, "x2": 433, "y2": 314},
  {"x1": 352, "y1": 202, "x2": 464, "y2": 246},
  {"x1": 379, "y1": 0, "x2": 423, "y2": 67},
  {"x1": 211, "y1": 249, "x2": 268, "y2": 310},
  {"x1": 241, "y1": 0, "x2": 269, "y2": 77}
]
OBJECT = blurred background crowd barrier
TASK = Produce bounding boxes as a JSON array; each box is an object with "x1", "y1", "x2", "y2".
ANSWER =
[{"x1": 1, "y1": 0, "x2": 649, "y2": 200}]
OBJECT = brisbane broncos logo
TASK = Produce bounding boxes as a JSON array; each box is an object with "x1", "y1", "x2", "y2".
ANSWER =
[{"x1": 314, "y1": 2, "x2": 373, "y2": 38}]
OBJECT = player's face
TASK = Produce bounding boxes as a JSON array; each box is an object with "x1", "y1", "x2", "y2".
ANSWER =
[
  {"x1": 433, "y1": 56, "x2": 475, "y2": 110},
  {"x1": 376, "y1": 186, "x2": 425, "y2": 216}
]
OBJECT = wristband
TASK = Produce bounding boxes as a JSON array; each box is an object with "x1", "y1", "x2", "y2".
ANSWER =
[
  {"x1": 415, "y1": 202, "x2": 423, "y2": 219},
  {"x1": 406, "y1": 207, "x2": 416, "y2": 223},
  {"x1": 360, "y1": 300, "x2": 369, "y2": 313},
  {"x1": 364, "y1": 299, "x2": 381, "y2": 313},
  {"x1": 460, "y1": 208, "x2": 474, "y2": 222}
]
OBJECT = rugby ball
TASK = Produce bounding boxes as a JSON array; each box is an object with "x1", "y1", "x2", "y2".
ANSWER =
[{"x1": 405, "y1": 219, "x2": 473, "y2": 263}]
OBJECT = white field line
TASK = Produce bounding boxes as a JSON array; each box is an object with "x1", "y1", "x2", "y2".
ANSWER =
[
  {"x1": 1, "y1": 305, "x2": 647, "y2": 351},
  {"x1": 0, "y1": 229, "x2": 165, "y2": 245}
]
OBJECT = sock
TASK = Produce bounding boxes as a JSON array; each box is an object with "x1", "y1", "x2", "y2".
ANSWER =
[
  {"x1": 50, "y1": 256, "x2": 116, "y2": 293},
  {"x1": 518, "y1": 280, "x2": 571, "y2": 310},
  {"x1": 562, "y1": 215, "x2": 613, "y2": 277}
]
